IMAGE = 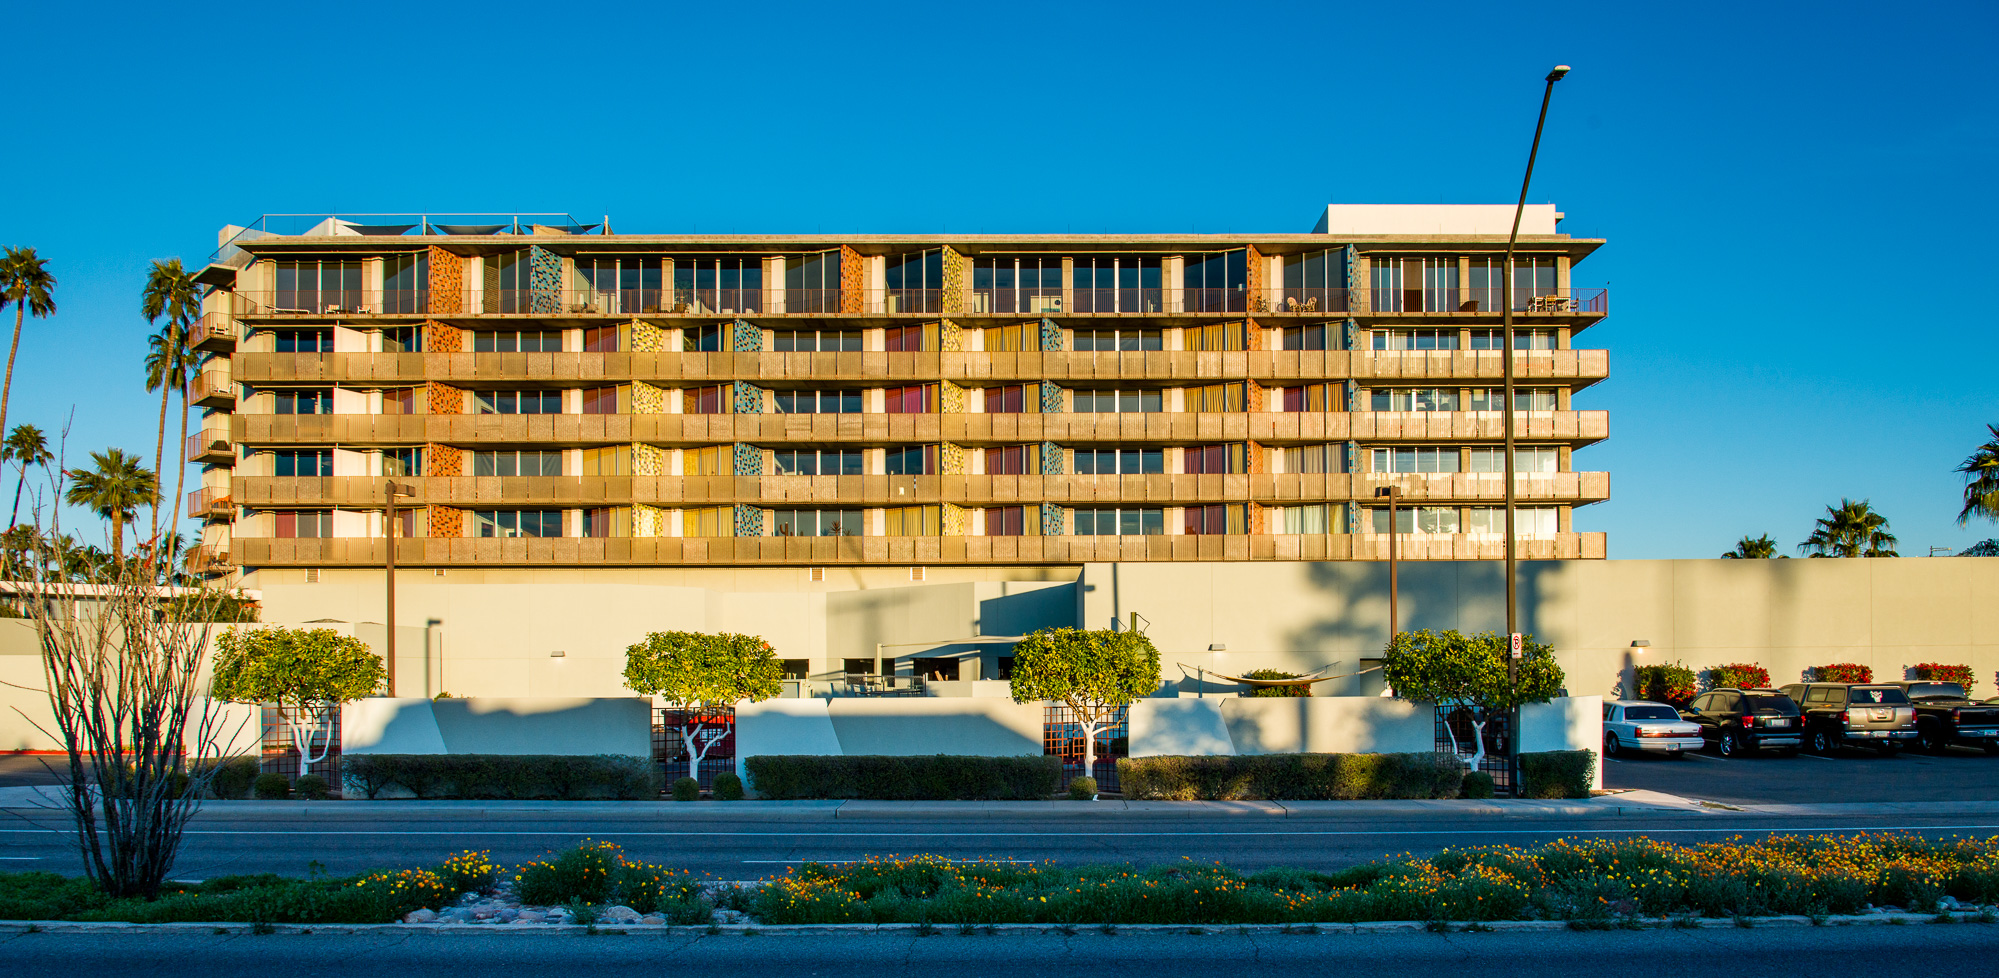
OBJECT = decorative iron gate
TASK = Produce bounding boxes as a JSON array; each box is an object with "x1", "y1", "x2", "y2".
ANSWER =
[
  {"x1": 260, "y1": 703, "x2": 342, "y2": 790},
  {"x1": 655, "y1": 707, "x2": 735, "y2": 792},
  {"x1": 1043, "y1": 704, "x2": 1127, "y2": 792},
  {"x1": 1435, "y1": 705, "x2": 1514, "y2": 793}
]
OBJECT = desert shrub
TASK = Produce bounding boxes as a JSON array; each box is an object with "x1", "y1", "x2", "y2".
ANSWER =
[
  {"x1": 712, "y1": 771, "x2": 744, "y2": 801},
  {"x1": 1632, "y1": 662, "x2": 1697, "y2": 706},
  {"x1": 513, "y1": 840, "x2": 710, "y2": 921},
  {"x1": 202, "y1": 757, "x2": 261, "y2": 800},
  {"x1": 292, "y1": 774, "x2": 330, "y2": 800},
  {"x1": 253, "y1": 773, "x2": 291, "y2": 800},
  {"x1": 743, "y1": 755, "x2": 1062, "y2": 800},
  {"x1": 671, "y1": 777, "x2": 701, "y2": 801},
  {"x1": 1911, "y1": 663, "x2": 1975, "y2": 694},
  {"x1": 338, "y1": 755, "x2": 659, "y2": 800},
  {"x1": 1240, "y1": 669, "x2": 1309, "y2": 697},
  {"x1": 1814, "y1": 663, "x2": 1873, "y2": 683},
  {"x1": 1519, "y1": 750, "x2": 1595, "y2": 799},
  {"x1": 1117, "y1": 753, "x2": 1464, "y2": 801},
  {"x1": 1708, "y1": 663, "x2": 1771, "y2": 689},
  {"x1": 1458, "y1": 772, "x2": 1495, "y2": 799},
  {"x1": 1067, "y1": 776, "x2": 1097, "y2": 800}
]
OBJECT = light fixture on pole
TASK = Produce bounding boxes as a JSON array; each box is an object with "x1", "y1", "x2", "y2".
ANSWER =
[
  {"x1": 1502, "y1": 63, "x2": 1569, "y2": 785},
  {"x1": 383, "y1": 480, "x2": 418, "y2": 696},
  {"x1": 1375, "y1": 486, "x2": 1402, "y2": 639},
  {"x1": 1623, "y1": 639, "x2": 1650, "y2": 702}
]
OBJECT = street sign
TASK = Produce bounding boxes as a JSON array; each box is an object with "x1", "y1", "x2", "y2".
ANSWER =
[{"x1": 1509, "y1": 632, "x2": 1523, "y2": 658}]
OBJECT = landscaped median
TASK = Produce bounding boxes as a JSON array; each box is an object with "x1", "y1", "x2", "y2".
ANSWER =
[{"x1": 5, "y1": 834, "x2": 1999, "y2": 929}]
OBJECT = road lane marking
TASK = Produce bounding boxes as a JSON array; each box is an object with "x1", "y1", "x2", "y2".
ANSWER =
[{"x1": 6, "y1": 825, "x2": 1999, "y2": 839}]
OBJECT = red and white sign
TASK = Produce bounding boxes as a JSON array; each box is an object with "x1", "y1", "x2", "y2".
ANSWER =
[{"x1": 1509, "y1": 633, "x2": 1523, "y2": 658}]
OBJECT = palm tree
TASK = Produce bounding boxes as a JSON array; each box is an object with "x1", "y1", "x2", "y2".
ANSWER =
[
  {"x1": 3, "y1": 424, "x2": 49, "y2": 530},
  {"x1": 1960, "y1": 540, "x2": 1999, "y2": 557},
  {"x1": 1721, "y1": 533, "x2": 1781, "y2": 558},
  {"x1": 1957, "y1": 423, "x2": 1999, "y2": 526},
  {"x1": 141, "y1": 259, "x2": 200, "y2": 558},
  {"x1": 0, "y1": 248, "x2": 56, "y2": 463},
  {"x1": 1799, "y1": 499, "x2": 1899, "y2": 558},
  {"x1": 63, "y1": 449, "x2": 156, "y2": 564}
]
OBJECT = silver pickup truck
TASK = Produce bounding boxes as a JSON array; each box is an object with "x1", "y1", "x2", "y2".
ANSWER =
[{"x1": 1780, "y1": 683, "x2": 1920, "y2": 753}]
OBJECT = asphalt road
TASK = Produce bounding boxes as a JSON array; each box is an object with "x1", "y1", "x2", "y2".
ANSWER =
[
  {"x1": 4, "y1": 923, "x2": 1998, "y2": 977},
  {"x1": 8, "y1": 806, "x2": 1999, "y2": 880},
  {"x1": 1603, "y1": 740, "x2": 1999, "y2": 804}
]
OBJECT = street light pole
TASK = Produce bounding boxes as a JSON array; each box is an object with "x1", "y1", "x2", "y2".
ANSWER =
[
  {"x1": 1375, "y1": 486, "x2": 1401, "y2": 638},
  {"x1": 1503, "y1": 63, "x2": 1569, "y2": 784},
  {"x1": 383, "y1": 481, "x2": 417, "y2": 696}
]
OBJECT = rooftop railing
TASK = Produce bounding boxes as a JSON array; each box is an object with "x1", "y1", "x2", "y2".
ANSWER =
[{"x1": 210, "y1": 213, "x2": 602, "y2": 266}]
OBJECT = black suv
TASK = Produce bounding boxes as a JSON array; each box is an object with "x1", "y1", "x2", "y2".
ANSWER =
[
  {"x1": 1680, "y1": 688, "x2": 1804, "y2": 756},
  {"x1": 1886, "y1": 681, "x2": 1999, "y2": 753}
]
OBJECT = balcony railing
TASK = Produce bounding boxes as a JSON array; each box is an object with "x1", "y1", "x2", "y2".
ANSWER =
[
  {"x1": 187, "y1": 371, "x2": 234, "y2": 408},
  {"x1": 186, "y1": 488, "x2": 234, "y2": 520},
  {"x1": 187, "y1": 429, "x2": 234, "y2": 464},
  {"x1": 187, "y1": 544, "x2": 234, "y2": 575},
  {"x1": 238, "y1": 290, "x2": 430, "y2": 317},
  {"x1": 1359, "y1": 287, "x2": 1608, "y2": 316},
  {"x1": 189, "y1": 311, "x2": 237, "y2": 350}
]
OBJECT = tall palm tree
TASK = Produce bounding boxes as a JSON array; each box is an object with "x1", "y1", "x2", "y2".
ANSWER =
[
  {"x1": 3, "y1": 424, "x2": 49, "y2": 530},
  {"x1": 0, "y1": 248, "x2": 56, "y2": 463},
  {"x1": 141, "y1": 259, "x2": 200, "y2": 558},
  {"x1": 1721, "y1": 533, "x2": 1781, "y2": 558},
  {"x1": 1799, "y1": 499, "x2": 1899, "y2": 558},
  {"x1": 63, "y1": 449, "x2": 156, "y2": 564},
  {"x1": 1957, "y1": 423, "x2": 1999, "y2": 527}
]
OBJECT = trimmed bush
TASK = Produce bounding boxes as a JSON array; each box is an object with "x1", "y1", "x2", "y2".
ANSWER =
[
  {"x1": 292, "y1": 774, "x2": 330, "y2": 800},
  {"x1": 1912, "y1": 663, "x2": 1975, "y2": 694},
  {"x1": 671, "y1": 777, "x2": 701, "y2": 802},
  {"x1": 1067, "y1": 776, "x2": 1098, "y2": 800},
  {"x1": 1632, "y1": 662, "x2": 1696, "y2": 706},
  {"x1": 1117, "y1": 753, "x2": 1465, "y2": 801},
  {"x1": 744, "y1": 755, "x2": 1063, "y2": 800},
  {"x1": 1519, "y1": 750, "x2": 1596, "y2": 799},
  {"x1": 1459, "y1": 771, "x2": 1495, "y2": 799},
  {"x1": 338, "y1": 755, "x2": 661, "y2": 800},
  {"x1": 1814, "y1": 663, "x2": 1873, "y2": 683},
  {"x1": 202, "y1": 757, "x2": 261, "y2": 800},
  {"x1": 253, "y1": 773, "x2": 291, "y2": 800},
  {"x1": 712, "y1": 771, "x2": 744, "y2": 801},
  {"x1": 1708, "y1": 663, "x2": 1771, "y2": 689},
  {"x1": 1241, "y1": 670, "x2": 1309, "y2": 698}
]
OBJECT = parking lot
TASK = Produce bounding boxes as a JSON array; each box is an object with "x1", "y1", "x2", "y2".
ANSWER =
[{"x1": 1605, "y1": 741, "x2": 1999, "y2": 805}]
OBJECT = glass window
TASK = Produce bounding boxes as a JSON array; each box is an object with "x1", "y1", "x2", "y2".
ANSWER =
[
  {"x1": 980, "y1": 385, "x2": 1032, "y2": 414},
  {"x1": 581, "y1": 446, "x2": 630, "y2": 476},
  {"x1": 1371, "y1": 329, "x2": 1459, "y2": 351},
  {"x1": 1074, "y1": 448, "x2": 1164, "y2": 475},
  {"x1": 782, "y1": 252, "x2": 841, "y2": 313},
  {"x1": 983, "y1": 444, "x2": 1037, "y2": 475},
  {"x1": 1281, "y1": 324, "x2": 1331, "y2": 350},
  {"x1": 1070, "y1": 255, "x2": 1162, "y2": 314},
  {"x1": 1371, "y1": 447, "x2": 1462, "y2": 474},
  {"x1": 1280, "y1": 383, "x2": 1338, "y2": 413},
  {"x1": 773, "y1": 329, "x2": 863, "y2": 352},
  {"x1": 884, "y1": 505, "x2": 940, "y2": 536},
  {"x1": 971, "y1": 256, "x2": 1063, "y2": 315},
  {"x1": 1072, "y1": 508, "x2": 1164, "y2": 536},
  {"x1": 682, "y1": 324, "x2": 724, "y2": 352},
  {"x1": 1849, "y1": 687, "x2": 1910, "y2": 705},
  {"x1": 473, "y1": 390, "x2": 563, "y2": 415},
  {"x1": 270, "y1": 449, "x2": 332, "y2": 477},
  {"x1": 1469, "y1": 388, "x2": 1559, "y2": 411},
  {"x1": 1371, "y1": 256, "x2": 1459, "y2": 312},
  {"x1": 1073, "y1": 390, "x2": 1162, "y2": 413},
  {"x1": 1623, "y1": 705, "x2": 1681, "y2": 721},
  {"x1": 773, "y1": 390, "x2": 865, "y2": 414},
  {"x1": 1183, "y1": 504, "x2": 1244, "y2": 535},
  {"x1": 1465, "y1": 506, "x2": 1558, "y2": 536},
  {"x1": 773, "y1": 449, "x2": 865, "y2": 476},
  {"x1": 271, "y1": 327, "x2": 333, "y2": 353},
  {"x1": 1282, "y1": 444, "x2": 1341, "y2": 474},
  {"x1": 1468, "y1": 256, "x2": 1559, "y2": 312},
  {"x1": 582, "y1": 385, "x2": 627, "y2": 415},
  {"x1": 383, "y1": 447, "x2": 423, "y2": 477},
  {"x1": 770, "y1": 508, "x2": 866, "y2": 537},
  {"x1": 1072, "y1": 329, "x2": 1162, "y2": 352},
  {"x1": 471, "y1": 450, "x2": 564, "y2": 477},
  {"x1": 471, "y1": 329, "x2": 563, "y2": 353},
  {"x1": 471, "y1": 509, "x2": 564, "y2": 538},
  {"x1": 885, "y1": 385, "x2": 934, "y2": 414},
  {"x1": 272, "y1": 509, "x2": 332, "y2": 539},
  {"x1": 1468, "y1": 447, "x2": 1560, "y2": 474},
  {"x1": 1279, "y1": 503, "x2": 1331, "y2": 534},
  {"x1": 983, "y1": 505, "x2": 1032, "y2": 537},
  {"x1": 1369, "y1": 388, "x2": 1460, "y2": 412},
  {"x1": 274, "y1": 389, "x2": 332, "y2": 415},
  {"x1": 1370, "y1": 506, "x2": 1461, "y2": 534},
  {"x1": 582, "y1": 506, "x2": 630, "y2": 538},
  {"x1": 1184, "y1": 251, "x2": 1248, "y2": 313},
  {"x1": 885, "y1": 250, "x2": 942, "y2": 314},
  {"x1": 1744, "y1": 693, "x2": 1801, "y2": 715},
  {"x1": 575, "y1": 255, "x2": 663, "y2": 315},
  {"x1": 1278, "y1": 250, "x2": 1342, "y2": 313},
  {"x1": 381, "y1": 327, "x2": 423, "y2": 353},
  {"x1": 683, "y1": 385, "x2": 728, "y2": 415},
  {"x1": 272, "y1": 259, "x2": 363, "y2": 314},
  {"x1": 884, "y1": 445, "x2": 935, "y2": 476},
  {"x1": 669, "y1": 255, "x2": 764, "y2": 315},
  {"x1": 1468, "y1": 328, "x2": 1561, "y2": 351}
]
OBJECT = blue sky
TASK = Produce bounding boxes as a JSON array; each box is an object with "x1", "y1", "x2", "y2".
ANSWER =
[{"x1": 2, "y1": 0, "x2": 1993, "y2": 557}]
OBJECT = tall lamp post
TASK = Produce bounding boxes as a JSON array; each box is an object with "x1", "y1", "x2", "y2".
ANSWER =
[
  {"x1": 1375, "y1": 486, "x2": 1402, "y2": 638},
  {"x1": 383, "y1": 481, "x2": 417, "y2": 695},
  {"x1": 1503, "y1": 64, "x2": 1570, "y2": 781}
]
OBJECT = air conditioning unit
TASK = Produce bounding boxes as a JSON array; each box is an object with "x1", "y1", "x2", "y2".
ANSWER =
[
  {"x1": 910, "y1": 567, "x2": 926, "y2": 582},
  {"x1": 303, "y1": 568, "x2": 321, "y2": 584},
  {"x1": 808, "y1": 567, "x2": 825, "y2": 582}
]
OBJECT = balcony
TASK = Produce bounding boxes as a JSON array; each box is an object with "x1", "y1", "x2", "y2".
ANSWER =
[
  {"x1": 185, "y1": 487, "x2": 234, "y2": 521},
  {"x1": 1350, "y1": 287, "x2": 1608, "y2": 320},
  {"x1": 186, "y1": 371, "x2": 235, "y2": 408},
  {"x1": 186, "y1": 428, "x2": 235, "y2": 465},
  {"x1": 186, "y1": 544, "x2": 234, "y2": 576},
  {"x1": 188, "y1": 311, "x2": 238, "y2": 352}
]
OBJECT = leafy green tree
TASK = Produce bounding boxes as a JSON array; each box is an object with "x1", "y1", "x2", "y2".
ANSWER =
[
  {"x1": 3, "y1": 423, "x2": 49, "y2": 530},
  {"x1": 0, "y1": 247, "x2": 56, "y2": 464},
  {"x1": 1798, "y1": 499, "x2": 1897, "y2": 557},
  {"x1": 1008, "y1": 627, "x2": 1161, "y2": 777},
  {"x1": 63, "y1": 448, "x2": 156, "y2": 563},
  {"x1": 1960, "y1": 540, "x2": 1999, "y2": 557},
  {"x1": 1720, "y1": 534, "x2": 1782, "y2": 559},
  {"x1": 162, "y1": 589, "x2": 258, "y2": 623},
  {"x1": 1957, "y1": 424, "x2": 1999, "y2": 527},
  {"x1": 210, "y1": 627, "x2": 384, "y2": 777},
  {"x1": 1381, "y1": 629, "x2": 1565, "y2": 771},
  {"x1": 141, "y1": 259, "x2": 200, "y2": 554},
  {"x1": 622, "y1": 631, "x2": 783, "y2": 783}
]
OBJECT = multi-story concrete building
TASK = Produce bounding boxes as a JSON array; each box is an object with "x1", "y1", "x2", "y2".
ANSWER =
[{"x1": 186, "y1": 203, "x2": 1608, "y2": 581}]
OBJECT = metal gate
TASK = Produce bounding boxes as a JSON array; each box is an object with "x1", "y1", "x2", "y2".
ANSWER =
[
  {"x1": 259, "y1": 704, "x2": 341, "y2": 790},
  {"x1": 1043, "y1": 703, "x2": 1128, "y2": 792},
  {"x1": 1435, "y1": 705, "x2": 1514, "y2": 793},
  {"x1": 655, "y1": 707, "x2": 735, "y2": 792}
]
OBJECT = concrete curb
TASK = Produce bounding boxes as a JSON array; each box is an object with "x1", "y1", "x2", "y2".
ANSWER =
[{"x1": 0, "y1": 912, "x2": 1988, "y2": 936}]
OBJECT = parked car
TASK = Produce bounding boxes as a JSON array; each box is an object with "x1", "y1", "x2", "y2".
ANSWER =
[
  {"x1": 1882, "y1": 681, "x2": 1999, "y2": 753},
  {"x1": 1679, "y1": 688, "x2": 1803, "y2": 756},
  {"x1": 1779, "y1": 683, "x2": 1919, "y2": 753},
  {"x1": 1602, "y1": 700, "x2": 1703, "y2": 757}
]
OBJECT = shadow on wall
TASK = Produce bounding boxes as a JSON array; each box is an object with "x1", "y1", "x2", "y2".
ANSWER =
[
  {"x1": 344, "y1": 697, "x2": 654, "y2": 757},
  {"x1": 1286, "y1": 560, "x2": 1562, "y2": 686},
  {"x1": 978, "y1": 583, "x2": 1078, "y2": 637}
]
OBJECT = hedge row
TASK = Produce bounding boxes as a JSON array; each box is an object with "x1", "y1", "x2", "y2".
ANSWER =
[
  {"x1": 744, "y1": 755, "x2": 1061, "y2": 800},
  {"x1": 340, "y1": 754, "x2": 659, "y2": 800},
  {"x1": 1519, "y1": 750, "x2": 1596, "y2": 799},
  {"x1": 1117, "y1": 753, "x2": 1465, "y2": 800}
]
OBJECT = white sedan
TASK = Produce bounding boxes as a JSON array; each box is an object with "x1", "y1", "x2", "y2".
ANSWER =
[{"x1": 1603, "y1": 700, "x2": 1704, "y2": 757}]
